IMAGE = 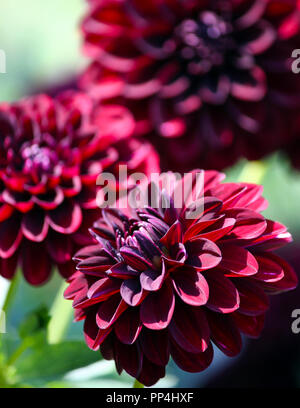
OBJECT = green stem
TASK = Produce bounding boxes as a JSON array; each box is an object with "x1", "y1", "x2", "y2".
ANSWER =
[
  {"x1": 238, "y1": 160, "x2": 268, "y2": 184},
  {"x1": 47, "y1": 280, "x2": 73, "y2": 344},
  {"x1": 6, "y1": 338, "x2": 33, "y2": 367},
  {"x1": 2, "y1": 273, "x2": 20, "y2": 314},
  {"x1": 133, "y1": 379, "x2": 144, "y2": 388}
]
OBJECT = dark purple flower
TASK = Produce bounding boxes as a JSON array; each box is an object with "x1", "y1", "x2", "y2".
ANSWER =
[
  {"x1": 80, "y1": 0, "x2": 300, "y2": 171},
  {"x1": 0, "y1": 91, "x2": 160, "y2": 285},
  {"x1": 65, "y1": 170, "x2": 297, "y2": 386},
  {"x1": 81, "y1": 0, "x2": 300, "y2": 171}
]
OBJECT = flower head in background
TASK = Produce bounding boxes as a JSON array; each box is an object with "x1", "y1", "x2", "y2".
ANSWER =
[
  {"x1": 65, "y1": 170, "x2": 297, "y2": 386},
  {"x1": 80, "y1": 0, "x2": 300, "y2": 171},
  {"x1": 0, "y1": 91, "x2": 159, "y2": 285}
]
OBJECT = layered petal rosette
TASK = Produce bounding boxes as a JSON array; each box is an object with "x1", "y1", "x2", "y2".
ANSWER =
[
  {"x1": 65, "y1": 170, "x2": 297, "y2": 386},
  {"x1": 0, "y1": 91, "x2": 159, "y2": 285},
  {"x1": 80, "y1": 0, "x2": 300, "y2": 171}
]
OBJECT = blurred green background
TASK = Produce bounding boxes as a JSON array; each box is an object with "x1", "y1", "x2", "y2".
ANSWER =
[
  {"x1": 0, "y1": 0, "x2": 85, "y2": 102},
  {"x1": 0, "y1": 0, "x2": 299, "y2": 389}
]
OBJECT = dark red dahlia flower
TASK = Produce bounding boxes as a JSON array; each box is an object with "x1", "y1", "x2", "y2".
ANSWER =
[
  {"x1": 65, "y1": 170, "x2": 297, "y2": 386},
  {"x1": 80, "y1": 0, "x2": 300, "y2": 171},
  {"x1": 0, "y1": 91, "x2": 159, "y2": 285}
]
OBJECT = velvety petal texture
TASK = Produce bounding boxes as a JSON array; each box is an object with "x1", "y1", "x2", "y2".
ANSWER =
[
  {"x1": 80, "y1": 0, "x2": 300, "y2": 172},
  {"x1": 65, "y1": 169, "x2": 297, "y2": 386},
  {"x1": 0, "y1": 91, "x2": 160, "y2": 285}
]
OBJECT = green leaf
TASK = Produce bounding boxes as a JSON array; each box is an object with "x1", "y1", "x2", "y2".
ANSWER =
[
  {"x1": 19, "y1": 306, "x2": 50, "y2": 340},
  {"x1": 15, "y1": 341, "x2": 102, "y2": 384}
]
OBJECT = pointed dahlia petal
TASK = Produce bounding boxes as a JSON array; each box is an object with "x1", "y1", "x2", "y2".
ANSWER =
[
  {"x1": 33, "y1": 188, "x2": 64, "y2": 210},
  {"x1": 47, "y1": 201, "x2": 82, "y2": 234},
  {"x1": 183, "y1": 215, "x2": 225, "y2": 242},
  {"x1": 170, "y1": 340, "x2": 214, "y2": 373},
  {"x1": 73, "y1": 289, "x2": 102, "y2": 309},
  {"x1": 172, "y1": 267, "x2": 209, "y2": 306},
  {"x1": 225, "y1": 209, "x2": 267, "y2": 240},
  {"x1": 205, "y1": 271, "x2": 240, "y2": 314},
  {"x1": 84, "y1": 311, "x2": 100, "y2": 350},
  {"x1": 199, "y1": 74, "x2": 230, "y2": 104},
  {"x1": 140, "y1": 328, "x2": 170, "y2": 366},
  {"x1": 120, "y1": 278, "x2": 145, "y2": 306},
  {"x1": 207, "y1": 312, "x2": 242, "y2": 357},
  {"x1": 114, "y1": 340, "x2": 143, "y2": 378},
  {"x1": 120, "y1": 246, "x2": 153, "y2": 270},
  {"x1": 137, "y1": 357, "x2": 166, "y2": 387},
  {"x1": 73, "y1": 245, "x2": 107, "y2": 261},
  {"x1": 163, "y1": 198, "x2": 179, "y2": 226},
  {"x1": 0, "y1": 253, "x2": 18, "y2": 280},
  {"x1": 2, "y1": 190, "x2": 34, "y2": 213},
  {"x1": 133, "y1": 231, "x2": 162, "y2": 260},
  {"x1": 115, "y1": 308, "x2": 142, "y2": 344},
  {"x1": 90, "y1": 224, "x2": 115, "y2": 243},
  {"x1": 169, "y1": 302, "x2": 210, "y2": 353},
  {"x1": 203, "y1": 170, "x2": 226, "y2": 191},
  {"x1": 185, "y1": 238, "x2": 222, "y2": 270},
  {"x1": 96, "y1": 294, "x2": 128, "y2": 330},
  {"x1": 231, "y1": 66, "x2": 266, "y2": 102},
  {"x1": 256, "y1": 255, "x2": 298, "y2": 294},
  {"x1": 244, "y1": 21, "x2": 276, "y2": 55},
  {"x1": 182, "y1": 197, "x2": 223, "y2": 228},
  {"x1": 46, "y1": 232, "x2": 72, "y2": 263},
  {"x1": 74, "y1": 308, "x2": 86, "y2": 322},
  {"x1": 0, "y1": 214, "x2": 22, "y2": 258},
  {"x1": 64, "y1": 273, "x2": 86, "y2": 300},
  {"x1": 22, "y1": 207, "x2": 48, "y2": 242},
  {"x1": 235, "y1": 0, "x2": 267, "y2": 30},
  {"x1": 140, "y1": 262, "x2": 166, "y2": 292},
  {"x1": 57, "y1": 260, "x2": 75, "y2": 279},
  {"x1": 21, "y1": 242, "x2": 52, "y2": 286},
  {"x1": 248, "y1": 220, "x2": 292, "y2": 251},
  {"x1": 108, "y1": 262, "x2": 139, "y2": 279},
  {"x1": 140, "y1": 280, "x2": 175, "y2": 330},
  {"x1": 210, "y1": 183, "x2": 246, "y2": 209},
  {"x1": 88, "y1": 277, "x2": 121, "y2": 301},
  {"x1": 173, "y1": 170, "x2": 205, "y2": 214},
  {"x1": 232, "y1": 312, "x2": 265, "y2": 338},
  {"x1": 0, "y1": 203, "x2": 14, "y2": 222},
  {"x1": 160, "y1": 220, "x2": 183, "y2": 247},
  {"x1": 196, "y1": 217, "x2": 236, "y2": 242},
  {"x1": 100, "y1": 334, "x2": 114, "y2": 360},
  {"x1": 61, "y1": 176, "x2": 82, "y2": 197},
  {"x1": 84, "y1": 311, "x2": 112, "y2": 351},
  {"x1": 253, "y1": 253, "x2": 285, "y2": 283},
  {"x1": 233, "y1": 183, "x2": 267, "y2": 212},
  {"x1": 77, "y1": 256, "x2": 113, "y2": 276},
  {"x1": 234, "y1": 279, "x2": 269, "y2": 316},
  {"x1": 219, "y1": 244, "x2": 258, "y2": 276}
]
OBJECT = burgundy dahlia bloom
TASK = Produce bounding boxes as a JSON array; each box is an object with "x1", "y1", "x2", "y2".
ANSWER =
[
  {"x1": 65, "y1": 170, "x2": 297, "y2": 386},
  {"x1": 0, "y1": 91, "x2": 159, "y2": 285},
  {"x1": 80, "y1": 0, "x2": 300, "y2": 171}
]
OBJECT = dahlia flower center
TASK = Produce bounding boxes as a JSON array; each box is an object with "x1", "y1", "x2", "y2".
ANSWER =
[
  {"x1": 175, "y1": 12, "x2": 234, "y2": 74},
  {"x1": 22, "y1": 143, "x2": 58, "y2": 174}
]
